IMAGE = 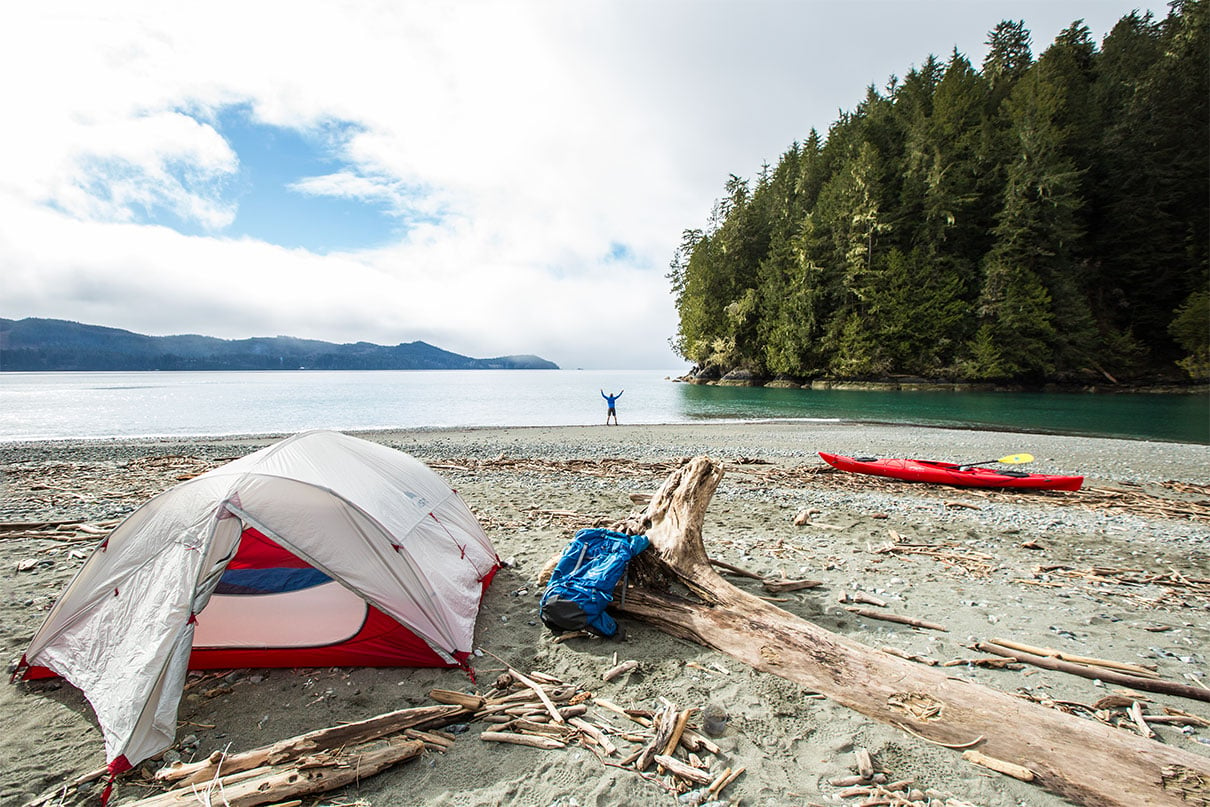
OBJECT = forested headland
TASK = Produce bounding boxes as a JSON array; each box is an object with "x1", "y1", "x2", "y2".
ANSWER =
[{"x1": 669, "y1": 2, "x2": 1208, "y2": 389}]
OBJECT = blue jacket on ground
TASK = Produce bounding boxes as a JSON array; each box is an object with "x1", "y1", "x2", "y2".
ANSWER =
[{"x1": 540, "y1": 528, "x2": 649, "y2": 637}]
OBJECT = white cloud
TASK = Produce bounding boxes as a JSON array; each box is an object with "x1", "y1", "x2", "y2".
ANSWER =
[
  {"x1": 0, "y1": 0, "x2": 1162, "y2": 370},
  {"x1": 62, "y1": 112, "x2": 238, "y2": 229}
]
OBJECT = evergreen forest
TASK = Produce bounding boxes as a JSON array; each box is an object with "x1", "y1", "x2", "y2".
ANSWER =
[{"x1": 668, "y1": 2, "x2": 1208, "y2": 386}]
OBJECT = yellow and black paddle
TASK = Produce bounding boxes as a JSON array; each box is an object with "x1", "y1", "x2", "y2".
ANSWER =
[{"x1": 958, "y1": 453, "x2": 1034, "y2": 471}]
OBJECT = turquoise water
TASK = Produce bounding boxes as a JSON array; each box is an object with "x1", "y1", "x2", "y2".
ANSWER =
[
  {"x1": 1, "y1": 370, "x2": 1206, "y2": 443},
  {"x1": 676, "y1": 383, "x2": 1210, "y2": 444}
]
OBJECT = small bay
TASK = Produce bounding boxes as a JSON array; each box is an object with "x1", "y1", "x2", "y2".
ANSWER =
[{"x1": 1, "y1": 369, "x2": 1206, "y2": 444}]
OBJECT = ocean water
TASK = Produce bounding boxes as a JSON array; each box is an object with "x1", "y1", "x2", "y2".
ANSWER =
[{"x1": 0, "y1": 369, "x2": 1206, "y2": 444}]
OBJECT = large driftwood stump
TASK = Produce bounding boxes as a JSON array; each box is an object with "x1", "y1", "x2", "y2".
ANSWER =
[{"x1": 614, "y1": 456, "x2": 1210, "y2": 807}]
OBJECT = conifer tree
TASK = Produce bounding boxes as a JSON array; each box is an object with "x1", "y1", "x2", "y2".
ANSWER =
[
  {"x1": 970, "y1": 61, "x2": 1095, "y2": 378},
  {"x1": 1096, "y1": 0, "x2": 1208, "y2": 363},
  {"x1": 982, "y1": 19, "x2": 1033, "y2": 105},
  {"x1": 668, "y1": 5, "x2": 1206, "y2": 385}
]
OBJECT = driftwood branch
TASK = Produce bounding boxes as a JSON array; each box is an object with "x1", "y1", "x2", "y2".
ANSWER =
[
  {"x1": 986, "y1": 637, "x2": 1160, "y2": 678},
  {"x1": 963, "y1": 749, "x2": 1035, "y2": 782},
  {"x1": 974, "y1": 641, "x2": 1210, "y2": 703},
  {"x1": 613, "y1": 456, "x2": 1210, "y2": 807},
  {"x1": 480, "y1": 731, "x2": 566, "y2": 749},
  {"x1": 603, "y1": 659, "x2": 639, "y2": 682},
  {"x1": 845, "y1": 606, "x2": 948, "y2": 632}
]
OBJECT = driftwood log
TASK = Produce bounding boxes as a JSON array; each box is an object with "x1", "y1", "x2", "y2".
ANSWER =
[
  {"x1": 155, "y1": 703, "x2": 466, "y2": 787},
  {"x1": 130, "y1": 741, "x2": 426, "y2": 806},
  {"x1": 612, "y1": 456, "x2": 1210, "y2": 807}
]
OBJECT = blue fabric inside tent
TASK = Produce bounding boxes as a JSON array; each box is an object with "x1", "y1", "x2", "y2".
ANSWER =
[{"x1": 214, "y1": 567, "x2": 333, "y2": 595}]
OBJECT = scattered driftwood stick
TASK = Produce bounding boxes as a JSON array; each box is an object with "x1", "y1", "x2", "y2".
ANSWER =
[
  {"x1": 612, "y1": 456, "x2": 1210, "y2": 807},
  {"x1": 71, "y1": 765, "x2": 111, "y2": 789},
  {"x1": 593, "y1": 697, "x2": 651, "y2": 727},
  {"x1": 989, "y1": 638, "x2": 1160, "y2": 678},
  {"x1": 942, "y1": 657, "x2": 1021, "y2": 669},
  {"x1": 1185, "y1": 673, "x2": 1210, "y2": 691},
  {"x1": 709, "y1": 558, "x2": 763, "y2": 580},
  {"x1": 479, "y1": 731, "x2": 566, "y2": 750},
  {"x1": 1145, "y1": 714, "x2": 1210, "y2": 728},
  {"x1": 405, "y1": 727, "x2": 456, "y2": 749},
  {"x1": 504, "y1": 719, "x2": 570, "y2": 738},
  {"x1": 508, "y1": 668, "x2": 565, "y2": 723},
  {"x1": 855, "y1": 747, "x2": 875, "y2": 779},
  {"x1": 603, "y1": 659, "x2": 639, "y2": 682},
  {"x1": 528, "y1": 670, "x2": 564, "y2": 685},
  {"x1": 474, "y1": 651, "x2": 565, "y2": 724},
  {"x1": 835, "y1": 784, "x2": 876, "y2": 799},
  {"x1": 962, "y1": 749, "x2": 1035, "y2": 782},
  {"x1": 568, "y1": 717, "x2": 618, "y2": 755},
  {"x1": 680, "y1": 727, "x2": 721, "y2": 756},
  {"x1": 846, "y1": 606, "x2": 948, "y2": 632},
  {"x1": 829, "y1": 773, "x2": 889, "y2": 787},
  {"x1": 429, "y1": 688, "x2": 486, "y2": 711},
  {"x1": 636, "y1": 704, "x2": 678, "y2": 771},
  {"x1": 707, "y1": 766, "x2": 734, "y2": 794},
  {"x1": 653, "y1": 754, "x2": 713, "y2": 785},
  {"x1": 662, "y1": 708, "x2": 695, "y2": 758},
  {"x1": 1130, "y1": 702, "x2": 1156, "y2": 739},
  {"x1": 975, "y1": 642, "x2": 1210, "y2": 704},
  {"x1": 839, "y1": 591, "x2": 889, "y2": 608},
  {"x1": 882, "y1": 646, "x2": 939, "y2": 666},
  {"x1": 709, "y1": 765, "x2": 746, "y2": 798},
  {"x1": 762, "y1": 577, "x2": 823, "y2": 593},
  {"x1": 551, "y1": 630, "x2": 592, "y2": 644},
  {"x1": 558, "y1": 704, "x2": 589, "y2": 720}
]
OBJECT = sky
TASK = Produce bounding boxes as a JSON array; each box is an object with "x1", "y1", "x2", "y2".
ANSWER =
[{"x1": 0, "y1": 1, "x2": 1166, "y2": 370}]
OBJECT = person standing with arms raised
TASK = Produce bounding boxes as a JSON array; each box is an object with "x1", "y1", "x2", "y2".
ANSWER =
[{"x1": 601, "y1": 389, "x2": 623, "y2": 425}]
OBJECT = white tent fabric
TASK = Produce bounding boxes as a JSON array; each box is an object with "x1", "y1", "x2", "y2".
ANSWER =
[{"x1": 20, "y1": 430, "x2": 498, "y2": 769}]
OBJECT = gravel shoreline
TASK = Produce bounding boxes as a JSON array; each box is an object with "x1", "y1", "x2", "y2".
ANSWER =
[
  {"x1": 3, "y1": 419, "x2": 1206, "y2": 474},
  {"x1": 4, "y1": 422, "x2": 1205, "y2": 545}
]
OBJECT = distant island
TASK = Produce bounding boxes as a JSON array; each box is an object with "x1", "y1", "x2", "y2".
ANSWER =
[{"x1": 0, "y1": 318, "x2": 559, "y2": 372}]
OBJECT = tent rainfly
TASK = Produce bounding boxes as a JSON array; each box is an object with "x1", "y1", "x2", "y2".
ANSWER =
[{"x1": 14, "y1": 430, "x2": 500, "y2": 780}]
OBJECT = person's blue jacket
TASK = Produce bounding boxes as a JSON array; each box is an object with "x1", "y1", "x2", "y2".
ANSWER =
[{"x1": 540, "y1": 528, "x2": 649, "y2": 636}]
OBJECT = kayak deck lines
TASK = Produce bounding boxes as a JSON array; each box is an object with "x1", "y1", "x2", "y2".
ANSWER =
[{"x1": 818, "y1": 452, "x2": 1084, "y2": 491}]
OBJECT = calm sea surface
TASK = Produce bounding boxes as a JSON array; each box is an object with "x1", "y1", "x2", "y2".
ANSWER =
[{"x1": 1, "y1": 370, "x2": 1206, "y2": 444}]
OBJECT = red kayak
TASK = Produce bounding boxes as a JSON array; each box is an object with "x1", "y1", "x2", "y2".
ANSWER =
[{"x1": 818, "y1": 452, "x2": 1083, "y2": 491}]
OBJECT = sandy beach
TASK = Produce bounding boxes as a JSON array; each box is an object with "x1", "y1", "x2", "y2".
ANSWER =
[{"x1": 1, "y1": 422, "x2": 1208, "y2": 807}]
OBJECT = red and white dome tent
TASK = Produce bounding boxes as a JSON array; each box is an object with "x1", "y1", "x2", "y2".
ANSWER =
[{"x1": 14, "y1": 430, "x2": 500, "y2": 783}]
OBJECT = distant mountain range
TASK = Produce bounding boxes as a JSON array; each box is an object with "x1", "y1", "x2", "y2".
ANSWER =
[{"x1": 0, "y1": 318, "x2": 559, "y2": 372}]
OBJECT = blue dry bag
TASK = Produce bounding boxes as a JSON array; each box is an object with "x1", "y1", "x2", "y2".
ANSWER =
[{"x1": 540, "y1": 528, "x2": 650, "y2": 637}]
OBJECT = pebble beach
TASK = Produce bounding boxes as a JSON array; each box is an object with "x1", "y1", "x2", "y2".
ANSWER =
[{"x1": 2, "y1": 422, "x2": 1208, "y2": 806}]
